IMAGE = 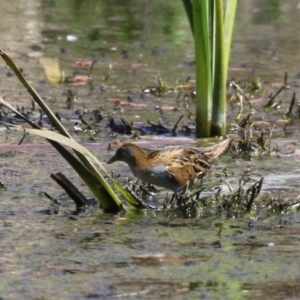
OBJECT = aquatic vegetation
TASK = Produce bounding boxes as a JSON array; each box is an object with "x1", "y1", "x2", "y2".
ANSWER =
[
  {"x1": 182, "y1": 0, "x2": 238, "y2": 137},
  {"x1": 1, "y1": 48, "x2": 300, "y2": 218}
]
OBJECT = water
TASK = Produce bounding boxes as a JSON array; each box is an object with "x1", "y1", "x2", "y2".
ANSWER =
[{"x1": 1, "y1": 0, "x2": 300, "y2": 299}]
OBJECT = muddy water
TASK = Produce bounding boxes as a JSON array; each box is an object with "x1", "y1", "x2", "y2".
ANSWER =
[{"x1": 1, "y1": 0, "x2": 300, "y2": 299}]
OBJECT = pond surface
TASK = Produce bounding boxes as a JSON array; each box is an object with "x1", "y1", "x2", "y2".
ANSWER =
[{"x1": 1, "y1": 0, "x2": 300, "y2": 299}]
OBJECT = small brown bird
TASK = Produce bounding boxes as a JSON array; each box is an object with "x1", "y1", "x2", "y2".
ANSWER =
[{"x1": 107, "y1": 139, "x2": 230, "y2": 192}]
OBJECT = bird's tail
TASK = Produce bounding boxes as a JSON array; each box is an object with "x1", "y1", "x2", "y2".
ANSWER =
[{"x1": 202, "y1": 139, "x2": 230, "y2": 162}]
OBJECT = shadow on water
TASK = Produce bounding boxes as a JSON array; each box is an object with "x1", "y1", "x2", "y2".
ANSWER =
[{"x1": 2, "y1": 0, "x2": 300, "y2": 299}]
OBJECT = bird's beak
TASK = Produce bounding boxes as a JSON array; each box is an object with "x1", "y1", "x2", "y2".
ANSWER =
[{"x1": 107, "y1": 155, "x2": 117, "y2": 164}]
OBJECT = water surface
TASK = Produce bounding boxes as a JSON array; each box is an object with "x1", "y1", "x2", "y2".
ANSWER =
[{"x1": 1, "y1": 0, "x2": 300, "y2": 299}]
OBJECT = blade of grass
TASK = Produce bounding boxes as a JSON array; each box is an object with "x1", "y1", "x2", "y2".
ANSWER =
[
  {"x1": 224, "y1": 0, "x2": 238, "y2": 74},
  {"x1": 211, "y1": 0, "x2": 237, "y2": 136},
  {"x1": 18, "y1": 126, "x2": 143, "y2": 209},
  {"x1": 211, "y1": 0, "x2": 226, "y2": 136},
  {"x1": 182, "y1": 0, "x2": 194, "y2": 34},
  {"x1": 0, "y1": 50, "x2": 70, "y2": 138},
  {"x1": 210, "y1": 0, "x2": 216, "y2": 86},
  {"x1": 0, "y1": 96, "x2": 125, "y2": 212},
  {"x1": 183, "y1": 0, "x2": 237, "y2": 137},
  {"x1": 192, "y1": 0, "x2": 212, "y2": 137},
  {"x1": 0, "y1": 51, "x2": 129, "y2": 212},
  {"x1": 0, "y1": 50, "x2": 104, "y2": 181}
]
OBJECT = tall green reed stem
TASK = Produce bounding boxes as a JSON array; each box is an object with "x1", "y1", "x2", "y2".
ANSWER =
[{"x1": 182, "y1": 0, "x2": 238, "y2": 137}]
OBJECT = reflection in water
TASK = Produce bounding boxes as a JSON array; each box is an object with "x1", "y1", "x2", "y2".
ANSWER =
[
  {"x1": 1, "y1": 1, "x2": 42, "y2": 51},
  {"x1": 234, "y1": 0, "x2": 300, "y2": 81},
  {"x1": 40, "y1": 0, "x2": 185, "y2": 46},
  {"x1": 252, "y1": 0, "x2": 281, "y2": 24}
]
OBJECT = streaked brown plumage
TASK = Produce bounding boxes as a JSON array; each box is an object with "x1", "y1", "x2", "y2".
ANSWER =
[{"x1": 107, "y1": 139, "x2": 230, "y2": 192}]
